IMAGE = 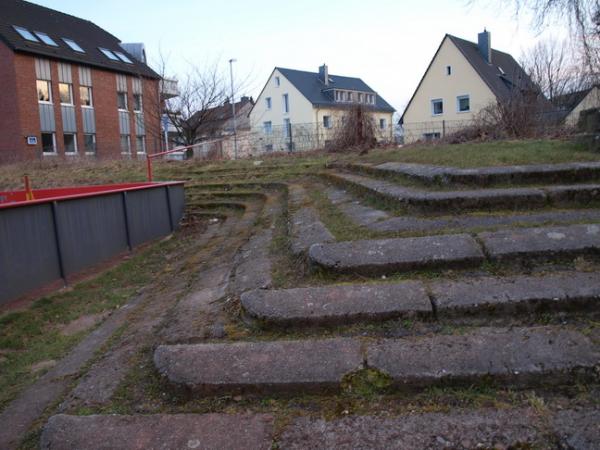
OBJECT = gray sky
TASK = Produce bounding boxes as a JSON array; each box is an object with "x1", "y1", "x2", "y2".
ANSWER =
[{"x1": 34, "y1": 0, "x2": 567, "y2": 113}]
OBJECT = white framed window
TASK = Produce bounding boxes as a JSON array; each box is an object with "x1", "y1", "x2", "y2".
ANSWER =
[
  {"x1": 423, "y1": 132, "x2": 441, "y2": 141},
  {"x1": 346, "y1": 92, "x2": 353, "y2": 102},
  {"x1": 431, "y1": 98, "x2": 443, "y2": 116},
  {"x1": 335, "y1": 91, "x2": 341, "y2": 102},
  {"x1": 37, "y1": 79, "x2": 52, "y2": 103},
  {"x1": 63, "y1": 38, "x2": 85, "y2": 53},
  {"x1": 274, "y1": 76, "x2": 280, "y2": 87},
  {"x1": 41, "y1": 132, "x2": 56, "y2": 154},
  {"x1": 282, "y1": 94, "x2": 289, "y2": 113},
  {"x1": 84, "y1": 134, "x2": 96, "y2": 154},
  {"x1": 99, "y1": 48, "x2": 119, "y2": 61},
  {"x1": 120, "y1": 135, "x2": 131, "y2": 154},
  {"x1": 283, "y1": 118, "x2": 291, "y2": 138},
  {"x1": 64, "y1": 133, "x2": 77, "y2": 154},
  {"x1": 133, "y1": 94, "x2": 143, "y2": 112},
  {"x1": 358, "y1": 93, "x2": 363, "y2": 103},
  {"x1": 117, "y1": 92, "x2": 128, "y2": 110},
  {"x1": 59, "y1": 83, "x2": 73, "y2": 105},
  {"x1": 80, "y1": 86, "x2": 93, "y2": 107},
  {"x1": 114, "y1": 51, "x2": 134, "y2": 64},
  {"x1": 323, "y1": 115, "x2": 331, "y2": 129},
  {"x1": 379, "y1": 118, "x2": 387, "y2": 129},
  {"x1": 457, "y1": 95, "x2": 470, "y2": 112},
  {"x1": 446, "y1": 65, "x2": 452, "y2": 76},
  {"x1": 34, "y1": 31, "x2": 58, "y2": 47},
  {"x1": 265, "y1": 97, "x2": 272, "y2": 109},
  {"x1": 263, "y1": 121, "x2": 272, "y2": 134},
  {"x1": 13, "y1": 26, "x2": 39, "y2": 42},
  {"x1": 136, "y1": 135, "x2": 146, "y2": 154}
]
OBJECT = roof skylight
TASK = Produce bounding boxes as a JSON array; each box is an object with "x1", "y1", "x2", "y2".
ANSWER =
[
  {"x1": 13, "y1": 26, "x2": 39, "y2": 42},
  {"x1": 114, "y1": 51, "x2": 133, "y2": 64},
  {"x1": 99, "y1": 48, "x2": 119, "y2": 61},
  {"x1": 34, "y1": 31, "x2": 58, "y2": 47},
  {"x1": 63, "y1": 38, "x2": 85, "y2": 53}
]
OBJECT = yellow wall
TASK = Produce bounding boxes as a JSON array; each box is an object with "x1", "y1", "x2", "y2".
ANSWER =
[
  {"x1": 566, "y1": 87, "x2": 600, "y2": 127},
  {"x1": 402, "y1": 36, "x2": 496, "y2": 143}
]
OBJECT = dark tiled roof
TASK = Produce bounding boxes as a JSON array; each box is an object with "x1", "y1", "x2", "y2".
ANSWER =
[
  {"x1": 276, "y1": 67, "x2": 395, "y2": 112},
  {"x1": 553, "y1": 87, "x2": 596, "y2": 111},
  {"x1": 0, "y1": 0, "x2": 159, "y2": 78}
]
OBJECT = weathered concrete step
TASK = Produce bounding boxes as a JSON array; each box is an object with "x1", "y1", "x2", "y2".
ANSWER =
[
  {"x1": 154, "y1": 327, "x2": 598, "y2": 394},
  {"x1": 187, "y1": 201, "x2": 247, "y2": 211},
  {"x1": 367, "y1": 327, "x2": 599, "y2": 389},
  {"x1": 309, "y1": 233, "x2": 484, "y2": 275},
  {"x1": 327, "y1": 171, "x2": 600, "y2": 213},
  {"x1": 154, "y1": 338, "x2": 363, "y2": 393},
  {"x1": 348, "y1": 160, "x2": 600, "y2": 186},
  {"x1": 309, "y1": 224, "x2": 600, "y2": 276},
  {"x1": 290, "y1": 207, "x2": 335, "y2": 256},
  {"x1": 280, "y1": 408, "x2": 600, "y2": 450},
  {"x1": 431, "y1": 271, "x2": 600, "y2": 315},
  {"x1": 241, "y1": 281, "x2": 431, "y2": 326},
  {"x1": 41, "y1": 413, "x2": 274, "y2": 450},
  {"x1": 241, "y1": 272, "x2": 600, "y2": 327}
]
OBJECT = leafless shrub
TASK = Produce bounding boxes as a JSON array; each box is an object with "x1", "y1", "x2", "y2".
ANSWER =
[{"x1": 327, "y1": 105, "x2": 378, "y2": 154}]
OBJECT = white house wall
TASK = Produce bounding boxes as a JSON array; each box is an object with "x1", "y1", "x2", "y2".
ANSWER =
[
  {"x1": 566, "y1": 87, "x2": 600, "y2": 127},
  {"x1": 402, "y1": 36, "x2": 496, "y2": 143}
]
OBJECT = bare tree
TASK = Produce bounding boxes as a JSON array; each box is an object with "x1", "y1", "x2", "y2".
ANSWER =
[
  {"x1": 520, "y1": 39, "x2": 576, "y2": 101},
  {"x1": 328, "y1": 105, "x2": 378, "y2": 154}
]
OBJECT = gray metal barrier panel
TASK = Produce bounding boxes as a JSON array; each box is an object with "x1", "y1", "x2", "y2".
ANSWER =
[{"x1": 0, "y1": 183, "x2": 185, "y2": 306}]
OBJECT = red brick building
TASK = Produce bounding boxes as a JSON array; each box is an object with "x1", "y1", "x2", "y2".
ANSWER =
[{"x1": 0, "y1": 0, "x2": 163, "y2": 163}]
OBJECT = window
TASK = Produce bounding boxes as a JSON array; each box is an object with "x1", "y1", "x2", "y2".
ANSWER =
[
  {"x1": 457, "y1": 95, "x2": 470, "y2": 112},
  {"x1": 446, "y1": 65, "x2": 452, "y2": 76},
  {"x1": 431, "y1": 98, "x2": 443, "y2": 115},
  {"x1": 335, "y1": 91, "x2": 341, "y2": 102},
  {"x1": 265, "y1": 97, "x2": 272, "y2": 109},
  {"x1": 283, "y1": 118, "x2": 291, "y2": 138},
  {"x1": 282, "y1": 94, "x2": 289, "y2": 113},
  {"x1": 117, "y1": 92, "x2": 128, "y2": 110},
  {"x1": 358, "y1": 93, "x2": 363, "y2": 103},
  {"x1": 99, "y1": 48, "x2": 119, "y2": 61},
  {"x1": 275, "y1": 76, "x2": 280, "y2": 87},
  {"x1": 114, "y1": 51, "x2": 134, "y2": 64},
  {"x1": 263, "y1": 121, "x2": 272, "y2": 134},
  {"x1": 13, "y1": 26, "x2": 39, "y2": 42},
  {"x1": 80, "y1": 86, "x2": 93, "y2": 106},
  {"x1": 84, "y1": 134, "x2": 96, "y2": 153},
  {"x1": 37, "y1": 80, "x2": 51, "y2": 103},
  {"x1": 63, "y1": 133, "x2": 77, "y2": 153},
  {"x1": 323, "y1": 115, "x2": 331, "y2": 129},
  {"x1": 136, "y1": 136, "x2": 146, "y2": 154},
  {"x1": 63, "y1": 38, "x2": 85, "y2": 53},
  {"x1": 41, "y1": 133, "x2": 56, "y2": 153},
  {"x1": 423, "y1": 132, "x2": 441, "y2": 141},
  {"x1": 133, "y1": 94, "x2": 142, "y2": 112},
  {"x1": 346, "y1": 92, "x2": 353, "y2": 102},
  {"x1": 120, "y1": 135, "x2": 131, "y2": 153},
  {"x1": 380, "y1": 118, "x2": 387, "y2": 129},
  {"x1": 34, "y1": 31, "x2": 58, "y2": 46},
  {"x1": 59, "y1": 83, "x2": 73, "y2": 104}
]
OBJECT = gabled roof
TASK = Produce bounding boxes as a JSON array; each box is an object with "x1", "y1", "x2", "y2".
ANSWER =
[
  {"x1": 553, "y1": 86, "x2": 597, "y2": 112},
  {"x1": 275, "y1": 67, "x2": 395, "y2": 112},
  {"x1": 0, "y1": 0, "x2": 159, "y2": 79},
  {"x1": 400, "y1": 33, "x2": 538, "y2": 123}
]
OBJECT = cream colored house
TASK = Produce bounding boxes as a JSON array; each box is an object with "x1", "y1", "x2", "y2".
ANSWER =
[
  {"x1": 555, "y1": 86, "x2": 600, "y2": 127},
  {"x1": 249, "y1": 65, "x2": 395, "y2": 152},
  {"x1": 400, "y1": 30, "x2": 536, "y2": 143}
]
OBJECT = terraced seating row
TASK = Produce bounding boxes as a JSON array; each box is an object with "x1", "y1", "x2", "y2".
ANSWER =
[
  {"x1": 342, "y1": 160, "x2": 600, "y2": 186},
  {"x1": 326, "y1": 171, "x2": 600, "y2": 213}
]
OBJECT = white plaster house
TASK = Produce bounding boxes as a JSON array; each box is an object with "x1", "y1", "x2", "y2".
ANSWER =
[
  {"x1": 249, "y1": 65, "x2": 395, "y2": 152},
  {"x1": 554, "y1": 86, "x2": 600, "y2": 127},
  {"x1": 400, "y1": 30, "x2": 537, "y2": 143}
]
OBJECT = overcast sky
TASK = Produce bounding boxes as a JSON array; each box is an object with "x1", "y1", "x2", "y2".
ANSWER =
[{"x1": 34, "y1": 0, "x2": 567, "y2": 114}]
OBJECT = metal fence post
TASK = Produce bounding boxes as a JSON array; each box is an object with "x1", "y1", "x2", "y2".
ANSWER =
[
  {"x1": 50, "y1": 201, "x2": 67, "y2": 286},
  {"x1": 165, "y1": 186, "x2": 174, "y2": 232},
  {"x1": 121, "y1": 191, "x2": 133, "y2": 251}
]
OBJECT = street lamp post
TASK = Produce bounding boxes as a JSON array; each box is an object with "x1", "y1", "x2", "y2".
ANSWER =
[{"x1": 229, "y1": 58, "x2": 238, "y2": 160}]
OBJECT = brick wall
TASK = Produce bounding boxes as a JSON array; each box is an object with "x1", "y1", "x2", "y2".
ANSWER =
[{"x1": 0, "y1": 48, "x2": 162, "y2": 163}]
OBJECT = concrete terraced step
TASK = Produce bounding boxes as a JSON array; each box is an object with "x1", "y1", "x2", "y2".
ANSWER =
[
  {"x1": 309, "y1": 223, "x2": 600, "y2": 276},
  {"x1": 290, "y1": 207, "x2": 335, "y2": 256},
  {"x1": 240, "y1": 272, "x2": 600, "y2": 327},
  {"x1": 326, "y1": 186, "x2": 600, "y2": 234},
  {"x1": 326, "y1": 171, "x2": 600, "y2": 213},
  {"x1": 154, "y1": 327, "x2": 598, "y2": 394},
  {"x1": 40, "y1": 408, "x2": 600, "y2": 450},
  {"x1": 347, "y1": 161, "x2": 600, "y2": 186}
]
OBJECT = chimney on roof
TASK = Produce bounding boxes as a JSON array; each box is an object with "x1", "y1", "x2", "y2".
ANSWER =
[
  {"x1": 478, "y1": 29, "x2": 492, "y2": 64},
  {"x1": 319, "y1": 64, "x2": 329, "y2": 86}
]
